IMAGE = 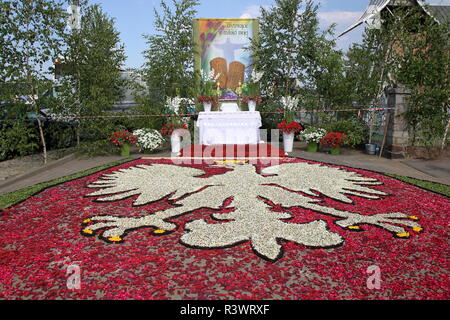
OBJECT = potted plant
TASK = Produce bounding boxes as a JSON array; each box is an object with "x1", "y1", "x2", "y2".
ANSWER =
[
  {"x1": 239, "y1": 70, "x2": 264, "y2": 111},
  {"x1": 161, "y1": 122, "x2": 189, "y2": 155},
  {"x1": 241, "y1": 95, "x2": 262, "y2": 112},
  {"x1": 321, "y1": 132, "x2": 347, "y2": 155},
  {"x1": 197, "y1": 69, "x2": 220, "y2": 112},
  {"x1": 110, "y1": 130, "x2": 137, "y2": 156},
  {"x1": 196, "y1": 96, "x2": 218, "y2": 112},
  {"x1": 278, "y1": 95, "x2": 303, "y2": 153},
  {"x1": 299, "y1": 127, "x2": 327, "y2": 152},
  {"x1": 161, "y1": 122, "x2": 188, "y2": 136},
  {"x1": 133, "y1": 129, "x2": 165, "y2": 154}
]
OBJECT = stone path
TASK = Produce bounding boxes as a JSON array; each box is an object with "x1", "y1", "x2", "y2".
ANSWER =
[
  {"x1": 0, "y1": 150, "x2": 71, "y2": 182},
  {"x1": 289, "y1": 145, "x2": 450, "y2": 186}
]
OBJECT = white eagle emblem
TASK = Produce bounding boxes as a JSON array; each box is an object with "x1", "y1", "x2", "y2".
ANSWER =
[{"x1": 82, "y1": 162, "x2": 422, "y2": 261}]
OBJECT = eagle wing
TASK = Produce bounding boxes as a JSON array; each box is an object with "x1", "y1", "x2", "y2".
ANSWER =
[{"x1": 87, "y1": 164, "x2": 213, "y2": 206}]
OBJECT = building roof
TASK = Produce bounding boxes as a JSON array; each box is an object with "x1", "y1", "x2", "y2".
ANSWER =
[
  {"x1": 339, "y1": 0, "x2": 450, "y2": 37},
  {"x1": 339, "y1": 0, "x2": 391, "y2": 37},
  {"x1": 112, "y1": 70, "x2": 146, "y2": 112},
  {"x1": 425, "y1": 5, "x2": 450, "y2": 25}
]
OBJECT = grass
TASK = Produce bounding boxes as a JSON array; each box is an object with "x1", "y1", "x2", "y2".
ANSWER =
[
  {"x1": 386, "y1": 174, "x2": 450, "y2": 197},
  {"x1": 0, "y1": 158, "x2": 133, "y2": 210},
  {"x1": 0, "y1": 159, "x2": 448, "y2": 210}
]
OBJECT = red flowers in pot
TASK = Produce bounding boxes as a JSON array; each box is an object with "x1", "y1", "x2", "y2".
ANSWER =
[
  {"x1": 161, "y1": 123, "x2": 188, "y2": 136},
  {"x1": 321, "y1": 132, "x2": 347, "y2": 148},
  {"x1": 110, "y1": 130, "x2": 137, "y2": 147},
  {"x1": 240, "y1": 95, "x2": 262, "y2": 104},
  {"x1": 195, "y1": 96, "x2": 219, "y2": 105},
  {"x1": 277, "y1": 120, "x2": 304, "y2": 134}
]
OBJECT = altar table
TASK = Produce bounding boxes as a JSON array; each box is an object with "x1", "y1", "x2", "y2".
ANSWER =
[{"x1": 197, "y1": 111, "x2": 262, "y2": 145}]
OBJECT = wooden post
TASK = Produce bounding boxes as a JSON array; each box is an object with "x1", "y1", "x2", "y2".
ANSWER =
[
  {"x1": 379, "y1": 113, "x2": 391, "y2": 158},
  {"x1": 442, "y1": 120, "x2": 450, "y2": 151}
]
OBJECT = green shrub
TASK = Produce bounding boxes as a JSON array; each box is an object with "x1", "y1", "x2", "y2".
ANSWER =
[
  {"x1": 75, "y1": 139, "x2": 116, "y2": 157},
  {"x1": 0, "y1": 120, "x2": 39, "y2": 161},
  {"x1": 325, "y1": 118, "x2": 369, "y2": 148},
  {"x1": 44, "y1": 121, "x2": 76, "y2": 150},
  {"x1": 74, "y1": 116, "x2": 166, "y2": 157}
]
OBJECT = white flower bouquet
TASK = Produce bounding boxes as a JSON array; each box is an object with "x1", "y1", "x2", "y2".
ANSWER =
[
  {"x1": 166, "y1": 97, "x2": 183, "y2": 114},
  {"x1": 281, "y1": 95, "x2": 299, "y2": 112},
  {"x1": 133, "y1": 129, "x2": 165, "y2": 153},
  {"x1": 299, "y1": 127, "x2": 327, "y2": 143}
]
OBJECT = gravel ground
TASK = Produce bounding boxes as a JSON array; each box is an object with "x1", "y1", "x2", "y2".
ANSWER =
[{"x1": 0, "y1": 150, "x2": 72, "y2": 181}]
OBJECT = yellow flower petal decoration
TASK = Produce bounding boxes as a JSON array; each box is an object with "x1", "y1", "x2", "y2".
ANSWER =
[
  {"x1": 396, "y1": 232, "x2": 410, "y2": 238},
  {"x1": 413, "y1": 227, "x2": 423, "y2": 233},
  {"x1": 83, "y1": 218, "x2": 91, "y2": 224},
  {"x1": 409, "y1": 216, "x2": 419, "y2": 221},
  {"x1": 348, "y1": 226, "x2": 360, "y2": 230},
  {"x1": 108, "y1": 236, "x2": 122, "y2": 242},
  {"x1": 82, "y1": 228, "x2": 93, "y2": 235},
  {"x1": 214, "y1": 160, "x2": 248, "y2": 164},
  {"x1": 153, "y1": 229, "x2": 166, "y2": 235}
]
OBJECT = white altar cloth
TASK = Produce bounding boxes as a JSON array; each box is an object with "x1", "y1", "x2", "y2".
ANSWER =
[{"x1": 197, "y1": 111, "x2": 262, "y2": 145}]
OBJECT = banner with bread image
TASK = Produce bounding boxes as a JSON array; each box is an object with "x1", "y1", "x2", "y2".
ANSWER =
[{"x1": 194, "y1": 19, "x2": 259, "y2": 94}]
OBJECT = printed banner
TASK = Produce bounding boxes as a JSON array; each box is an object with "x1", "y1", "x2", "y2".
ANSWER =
[{"x1": 194, "y1": 19, "x2": 259, "y2": 91}]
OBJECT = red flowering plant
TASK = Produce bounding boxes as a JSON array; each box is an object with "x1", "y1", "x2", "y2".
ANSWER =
[
  {"x1": 1, "y1": 157, "x2": 448, "y2": 300},
  {"x1": 321, "y1": 132, "x2": 347, "y2": 148},
  {"x1": 110, "y1": 130, "x2": 137, "y2": 147},
  {"x1": 277, "y1": 120, "x2": 304, "y2": 134},
  {"x1": 277, "y1": 95, "x2": 304, "y2": 135},
  {"x1": 161, "y1": 122, "x2": 188, "y2": 136},
  {"x1": 195, "y1": 95, "x2": 218, "y2": 105},
  {"x1": 240, "y1": 95, "x2": 262, "y2": 104}
]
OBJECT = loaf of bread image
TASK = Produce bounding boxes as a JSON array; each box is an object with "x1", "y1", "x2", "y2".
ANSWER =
[
  {"x1": 210, "y1": 57, "x2": 228, "y2": 89},
  {"x1": 227, "y1": 61, "x2": 245, "y2": 91}
]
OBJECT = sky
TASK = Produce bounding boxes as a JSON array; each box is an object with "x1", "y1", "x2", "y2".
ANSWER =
[{"x1": 90, "y1": 0, "x2": 450, "y2": 69}]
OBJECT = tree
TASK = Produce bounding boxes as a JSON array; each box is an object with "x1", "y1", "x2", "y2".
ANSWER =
[
  {"x1": 58, "y1": 1, "x2": 127, "y2": 146},
  {"x1": 343, "y1": 30, "x2": 386, "y2": 108},
  {"x1": 391, "y1": 7, "x2": 450, "y2": 146},
  {"x1": 342, "y1": 27, "x2": 396, "y2": 144},
  {"x1": 344, "y1": 5, "x2": 450, "y2": 146},
  {"x1": 141, "y1": 0, "x2": 199, "y2": 108},
  {"x1": 251, "y1": 0, "x2": 341, "y2": 105},
  {"x1": 0, "y1": 0, "x2": 66, "y2": 163}
]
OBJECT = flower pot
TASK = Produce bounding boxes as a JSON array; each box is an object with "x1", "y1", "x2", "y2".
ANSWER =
[
  {"x1": 330, "y1": 146, "x2": 341, "y2": 155},
  {"x1": 120, "y1": 143, "x2": 130, "y2": 156},
  {"x1": 248, "y1": 100, "x2": 257, "y2": 112},
  {"x1": 171, "y1": 133, "x2": 181, "y2": 154},
  {"x1": 283, "y1": 132, "x2": 295, "y2": 153},
  {"x1": 307, "y1": 141, "x2": 319, "y2": 152},
  {"x1": 203, "y1": 102, "x2": 212, "y2": 112},
  {"x1": 365, "y1": 143, "x2": 376, "y2": 155}
]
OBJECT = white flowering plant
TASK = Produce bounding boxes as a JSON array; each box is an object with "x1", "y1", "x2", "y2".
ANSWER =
[
  {"x1": 133, "y1": 129, "x2": 165, "y2": 153},
  {"x1": 199, "y1": 69, "x2": 220, "y2": 97},
  {"x1": 242, "y1": 70, "x2": 264, "y2": 98},
  {"x1": 299, "y1": 127, "x2": 327, "y2": 143},
  {"x1": 197, "y1": 69, "x2": 221, "y2": 106},
  {"x1": 280, "y1": 95, "x2": 300, "y2": 123},
  {"x1": 280, "y1": 95, "x2": 299, "y2": 112},
  {"x1": 166, "y1": 97, "x2": 183, "y2": 114}
]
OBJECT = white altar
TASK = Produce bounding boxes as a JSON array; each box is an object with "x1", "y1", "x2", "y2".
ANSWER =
[{"x1": 197, "y1": 109, "x2": 262, "y2": 146}]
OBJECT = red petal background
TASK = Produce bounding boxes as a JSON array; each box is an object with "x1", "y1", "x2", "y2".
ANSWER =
[{"x1": 0, "y1": 158, "x2": 448, "y2": 300}]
